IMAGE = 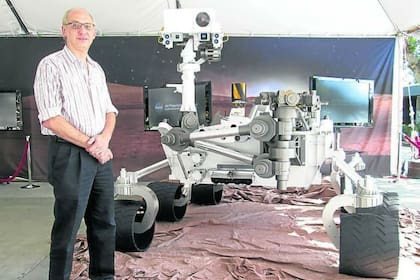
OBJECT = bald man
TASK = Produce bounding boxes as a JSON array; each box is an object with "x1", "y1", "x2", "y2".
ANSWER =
[{"x1": 34, "y1": 8, "x2": 117, "y2": 280}]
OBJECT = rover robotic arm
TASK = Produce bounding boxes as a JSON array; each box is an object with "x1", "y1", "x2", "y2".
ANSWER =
[
  {"x1": 112, "y1": 9, "x2": 225, "y2": 251},
  {"x1": 159, "y1": 9, "x2": 223, "y2": 130}
]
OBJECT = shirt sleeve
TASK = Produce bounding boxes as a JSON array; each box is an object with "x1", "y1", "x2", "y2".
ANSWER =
[
  {"x1": 97, "y1": 64, "x2": 118, "y2": 116},
  {"x1": 105, "y1": 83, "x2": 118, "y2": 116},
  {"x1": 33, "y1": 58, "x2": 62, "y2": 123}
]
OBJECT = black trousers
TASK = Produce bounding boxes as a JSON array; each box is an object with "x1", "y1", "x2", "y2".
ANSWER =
[{"x1": 48, "y1": 137, "x2": 115, "y2": 280}]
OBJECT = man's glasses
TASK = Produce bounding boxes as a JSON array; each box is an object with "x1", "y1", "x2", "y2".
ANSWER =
[{"x1": 64, "y1": 21, "x2": 95, "y2": 31}]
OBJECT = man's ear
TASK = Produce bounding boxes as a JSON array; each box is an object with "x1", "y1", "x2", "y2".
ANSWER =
[{"x1": 61, "y1": 25, "x2": 66, "y2": 38}]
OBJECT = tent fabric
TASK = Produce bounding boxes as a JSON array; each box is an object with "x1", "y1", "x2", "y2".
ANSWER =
[
  {"x1": 7, "y1": 0, "x2": 174, "y2": 36},
  {"x1": 0, "y1": 0, "x2": 419, "y2": 37},
  {"x1": 0, "y1": 1, "x2": 22, "y2": 35}
]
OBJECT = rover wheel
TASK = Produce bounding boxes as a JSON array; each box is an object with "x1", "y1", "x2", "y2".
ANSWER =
[
  {"x1": 356, "y1": 192, "x2": 399, "y2": 218},
  {"x1": 147, "y1": 181, "x2": 188, "y2": 222},
  {"x1": 339, "y1": 201, "x2": 400, "y2": 278},
  {"x1": 115, "y1": 199, "x2": 155, "y2": 252},
  {"x1": 191, "y1": 183, "x2": 223, "y2": 205}
]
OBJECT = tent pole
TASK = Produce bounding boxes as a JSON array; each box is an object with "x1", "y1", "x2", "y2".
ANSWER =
[
  {"x1": 5, "y1": 0, "x2": 30, "y2": 35},
  {"x1": 390, "y1": 35, "x2": 405, "y2": 177}
]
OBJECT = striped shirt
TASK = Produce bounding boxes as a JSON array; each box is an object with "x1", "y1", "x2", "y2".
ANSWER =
[{"x1": 33, "y1": 46, "x2": 118, "y2": 136}]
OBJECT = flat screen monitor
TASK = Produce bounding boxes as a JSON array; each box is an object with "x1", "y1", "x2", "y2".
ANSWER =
[
  {"x1": 0, "y1": 91, "x2": 23, "y2": 130},
  {"x1": 144, "y1": 81, "x2": 212, "y2": 130},
  {"x1": 310, "y1": 76, "x2": 374, "y2": 127}
]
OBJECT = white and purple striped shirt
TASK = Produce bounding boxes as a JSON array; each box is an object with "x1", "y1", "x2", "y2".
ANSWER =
[{"x1": 34, "y1": 46, "x2": 118, "y2": 137}]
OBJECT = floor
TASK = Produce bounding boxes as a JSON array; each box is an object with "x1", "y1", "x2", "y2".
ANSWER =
[
  {"x1": 0, "y1": 181, "x2": 54, "y2": 280},
  {"x1": 0, "y1": 173, "x2": 419, "y2": 279}
]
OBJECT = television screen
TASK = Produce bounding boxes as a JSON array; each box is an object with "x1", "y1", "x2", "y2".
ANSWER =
[
  {"x1": 0, "y1": 91, "x2": 23, "y2": 130},
  {"x1": 310, "y1": 76, "x2": 374, "y2": 127},
  {"x1": 144, "y1": 81, "x2": 212, "y2": 130}
]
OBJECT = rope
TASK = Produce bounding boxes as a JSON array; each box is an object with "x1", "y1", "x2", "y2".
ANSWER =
[{"x1": 0, "y1": 139, "x2": 29, "y2": 183}]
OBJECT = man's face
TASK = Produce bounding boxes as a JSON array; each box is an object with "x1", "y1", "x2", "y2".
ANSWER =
[{"x1": 62, "y1": 9, "x2": 96, "y2": 55}]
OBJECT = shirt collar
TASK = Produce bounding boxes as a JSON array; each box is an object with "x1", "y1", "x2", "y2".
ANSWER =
[{"x1": 63, "y1": 46, "x2": 94, "y2": 65}]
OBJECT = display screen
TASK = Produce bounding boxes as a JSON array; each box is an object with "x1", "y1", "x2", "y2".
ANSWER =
[
  {"x1": 144, "y1": 81, "x2": 212, "y2": 130},
  {"x1": 310, "y1": 76, "x2": 374, "y2": 127},
  {"x1": 0, "y1": 91, "x2": 23, "y2": 130}
]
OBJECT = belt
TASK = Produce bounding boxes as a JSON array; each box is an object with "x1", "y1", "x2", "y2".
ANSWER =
[{"x1": 50, "y1": 135, "x2": 70, "y2": 143}]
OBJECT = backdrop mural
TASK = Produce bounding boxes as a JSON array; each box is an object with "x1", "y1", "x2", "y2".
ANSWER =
[{"x1": 0, "y1": 36, "x2": 395, "y2": 182}]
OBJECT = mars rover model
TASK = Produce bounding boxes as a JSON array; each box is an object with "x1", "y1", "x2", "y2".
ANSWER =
[{"x1": 113, "y1": 8, "x2": 400, "y2": 278}]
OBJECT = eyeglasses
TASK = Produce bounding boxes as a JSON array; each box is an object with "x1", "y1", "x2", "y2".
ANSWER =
[{"x1": 64, "y1": 21, "x2": 95, "y2": 31}]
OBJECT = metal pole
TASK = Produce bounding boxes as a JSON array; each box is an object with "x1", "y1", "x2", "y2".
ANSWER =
[{"x1": 21, "y1": 135, "x2": 39, "y2": 189}]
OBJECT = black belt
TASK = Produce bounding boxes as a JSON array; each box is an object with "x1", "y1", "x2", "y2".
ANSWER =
[{"x1": 50, "y1": 135, "x2": 70, "y2": 143}]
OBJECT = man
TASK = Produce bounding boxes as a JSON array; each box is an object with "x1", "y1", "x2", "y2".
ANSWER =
[{"x1": 34, "y1": 8, "x2": 117, "y2": 280}]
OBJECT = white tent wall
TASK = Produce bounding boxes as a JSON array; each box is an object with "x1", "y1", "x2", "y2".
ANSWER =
[
  {"x1": 4, "y1": 0, "x2": 176, "y2": 35},
  {"x1": 0, "y1": 0, "x2": 419, "y2": 37},
  {"x1": 180, "y1": 0, "x2": 396, "y2": 37},
  {"x1": 0, "y1": 1, "x2": 22, "y2": 35},
  {"x1": 378, "y1": 0, "x2": 420, "y2": 34}
]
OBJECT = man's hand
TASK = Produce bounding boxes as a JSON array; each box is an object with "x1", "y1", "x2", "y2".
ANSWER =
[
  {"x1": 86, "y1": 134, "x2": 110, "y2": 155},
  {"x1": 93, "y1": 148, "x2": 113, "y2": 164},
  {"x1": 85, "y1": 134, "x2": 113, "y2": 164}
]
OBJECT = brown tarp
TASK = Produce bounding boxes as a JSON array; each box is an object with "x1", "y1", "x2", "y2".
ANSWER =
[{"x1": 71, "y1": 183, "x2": 420, "y2": 280}]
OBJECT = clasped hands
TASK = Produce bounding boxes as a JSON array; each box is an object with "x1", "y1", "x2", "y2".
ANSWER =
[{"x1": 86, "y1": 135, "x2": 113, "y2": 164}]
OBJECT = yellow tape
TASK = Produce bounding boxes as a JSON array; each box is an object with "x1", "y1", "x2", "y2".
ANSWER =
[{"x1": 232, "y1": 82, "x2": 246, "y2": 101}]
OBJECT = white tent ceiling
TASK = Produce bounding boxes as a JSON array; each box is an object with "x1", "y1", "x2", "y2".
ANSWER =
[{"x1": 0, "y1": 0, "x2": 419, "y2": 37}]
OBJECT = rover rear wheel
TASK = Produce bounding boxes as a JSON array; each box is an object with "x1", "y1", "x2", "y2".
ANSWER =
[
  {"x1": 115, "y1": 199, "x2": 155, "y2": 252},
  {"x1": 339, "y1": 192, "x2": 400, "y2": 278},
  {"x1": 191, "y1": 183, "x2": 223, "y2": 205},
  {"x1": 147, "y1": 181, "x2": 188, "y2": 222}
]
